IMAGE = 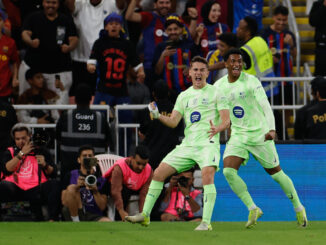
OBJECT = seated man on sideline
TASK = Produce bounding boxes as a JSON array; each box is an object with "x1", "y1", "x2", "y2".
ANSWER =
[
  {"x1": 159, "y1": 169, "x2": 202, "y2": 222},
  {"x1": 61, "y1": 145, "x2": 110, "y2": 222},
  {"x1": 103, "y1": 145, "x2": 153, "y2": 221},
  {"x1": 0, "y1": 123, "x2": 61, "y2": 221}
]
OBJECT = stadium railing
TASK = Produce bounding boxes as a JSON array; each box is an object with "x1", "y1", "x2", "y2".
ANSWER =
[
  {"x1": 13, "y1": 77, "x2": 316, "y2": 159},
  {"x1": 12, "y1": 104, "x2": 111, "y2": 163}
]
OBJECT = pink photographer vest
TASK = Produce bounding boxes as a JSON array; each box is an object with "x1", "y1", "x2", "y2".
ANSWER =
[
  {"x1": 164, "y1": 187, "x2": 201, "y2": 218},
  {"x1": 3, "y1": 147, "x2": 48, "y2": 190},
  {"x1": 104, "y1": 157, "x2": 152, "y2": 191}
]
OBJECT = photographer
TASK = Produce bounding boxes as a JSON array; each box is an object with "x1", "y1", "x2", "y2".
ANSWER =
[
  {"x1": 159, "y1": 170, "x2": 202, "y2": 222},
  {"x1": 61, "y1": 145, "x2": 110, "y2": 222},
  {"x1": 0, "y1": 123, "x2": 61, "y2": 221}
]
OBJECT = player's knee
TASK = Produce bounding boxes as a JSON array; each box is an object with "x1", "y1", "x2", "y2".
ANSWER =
[{"x1": 223, "y1": 167, "x2": 237, "y2": 181}]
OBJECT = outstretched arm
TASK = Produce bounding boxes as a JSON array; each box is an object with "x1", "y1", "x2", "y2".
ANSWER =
[
  {"x1": 148, "y1": 102, "x2": 183, "y2": 128},
  {"x1": 125, "y1": 0, "x2": 142, "y2": 22}
]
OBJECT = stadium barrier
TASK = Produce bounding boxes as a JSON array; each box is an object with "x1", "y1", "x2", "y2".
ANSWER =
[{"x1": 13, "y1": 77, "x2": 316, "y2": 159}]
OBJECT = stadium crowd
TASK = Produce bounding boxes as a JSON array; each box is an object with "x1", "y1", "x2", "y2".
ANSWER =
[{"x1": 0, "y1": 0, "x2": 324, "y2": 224}]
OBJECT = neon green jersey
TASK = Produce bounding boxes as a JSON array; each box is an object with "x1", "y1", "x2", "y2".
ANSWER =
[
  {"x1": 215, "y1": 72, "x2": 269, "y2": 144},
  {"x1": 173, "y1": 83, "x2": 228, "y2": 146}
]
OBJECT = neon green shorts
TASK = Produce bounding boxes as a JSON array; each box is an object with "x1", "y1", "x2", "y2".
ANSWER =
[
  {"x1": 162, "y1": 144, "x2": 220, "y2": 173},
  {"x1": 223, "y1": 138, "x2": 279, "y2": 169}
]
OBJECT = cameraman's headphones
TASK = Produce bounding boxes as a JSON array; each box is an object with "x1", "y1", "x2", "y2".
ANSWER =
[{"x1": 11, "y1": 123, "x2": 32, "y2": 139}]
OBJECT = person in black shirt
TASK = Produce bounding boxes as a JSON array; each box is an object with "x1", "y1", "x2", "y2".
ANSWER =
[
  {"x1": 87, "y1": 12, "x2": 145, "y2": 156},
  {"x1": 294, "y1": 76, "x2": 323, "y2": 140},
  {"x1": 19, "y1": 0, "x2": 78, "y2": 104},
  {"x1": 56, "y1": 83, "x2": 114, "y2": 179},
  {"x1": 301, "y1": 77, "x2": 326, "y2": 140}
]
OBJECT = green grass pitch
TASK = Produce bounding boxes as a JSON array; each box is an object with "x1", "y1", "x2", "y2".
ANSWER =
[{"x1": 0, "y1": 221, "x2": 325, "y2": 245}]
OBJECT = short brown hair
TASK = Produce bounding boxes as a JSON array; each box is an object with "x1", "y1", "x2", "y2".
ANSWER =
[{"x1": 190, "y1": 56, "x2": 208, "y2": 68}]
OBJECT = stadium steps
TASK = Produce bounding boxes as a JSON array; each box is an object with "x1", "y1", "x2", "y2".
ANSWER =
[{"x1": 262, "y1": 0, "x2": 315, "y2": 75}]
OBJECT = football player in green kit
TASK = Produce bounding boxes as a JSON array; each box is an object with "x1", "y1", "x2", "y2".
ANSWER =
[
  {"x1": 126, "y1": 56, "x2": 230, "y2": 231},
  {"x1": 214, "y1": 48, "x2": 307, "y2": 228}
]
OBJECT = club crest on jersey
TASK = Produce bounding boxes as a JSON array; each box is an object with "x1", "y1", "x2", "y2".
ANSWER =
[
  {"x1": 239, "y1": 92, "x2": 246, "y2": 99},
  {"x1": 202, "y1": 98, "x2": 209, "y2": 105},
  {"x1": 190, "y1": 111, "x2": 201, "y2": 123},
  {"x1": 233, "y1": 106, "x2": 244, "y2": 118}
]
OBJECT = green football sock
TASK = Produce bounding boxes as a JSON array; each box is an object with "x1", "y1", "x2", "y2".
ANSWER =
[
  {"x1": 142, "y1": 180, "x2": 163, "y2": 217},
  {"x1": 271, "y1": 170, "x2": 302, "y2": 209},
  {"x1": 223, "y1": 168, "x2": 256, "y2": 209},
  {"x1": 202, "y1": 184, "x2": 217, "y2": 225}
]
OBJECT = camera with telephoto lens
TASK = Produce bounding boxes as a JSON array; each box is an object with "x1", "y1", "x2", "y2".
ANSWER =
[
  {"x1": 83, "y1": 158, "x2": 98, "y2": 186},
  {"x1": 177, "y1": 176, "x2": 189, "y2": 188}
]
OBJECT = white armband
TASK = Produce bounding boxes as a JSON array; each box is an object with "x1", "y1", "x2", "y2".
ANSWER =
[
  {"x1": 133, "y1": 63, "x2": 143, "y2": 72},
  {"x1": 87, "y1": 59, "x2": 97, "y2": 65}
]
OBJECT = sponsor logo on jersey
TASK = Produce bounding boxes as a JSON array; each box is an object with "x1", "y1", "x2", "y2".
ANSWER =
[
  {"x1": 239, "y1": 92, "x2": 246, "y2": 99},
  {"x1": 190, "y1": 111, "x2": 201, "y2": 123},
  {"x1": 233, "y1": 106, "x2": 244, "y2": 118}
]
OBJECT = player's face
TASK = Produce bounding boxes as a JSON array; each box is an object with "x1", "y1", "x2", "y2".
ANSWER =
[
  {"x1": 236, "y1": 19, "x2": 247, "y2": 41},
  {"x1": 208, "y1": 3, "x2": 221, "y2": 23},
  {"x1": 154, "y1": 0, "x2": 171, "y2": 17},
  {"x1": 14, "y1": 130, "x2": 31, "y2": 149},
  {"x1": 189, "y1": 62, "x2": 209, "y2": 89},
  {"x1": 218, "y1": 40, "x2": 230, "y2": 57},
  {"x1": 43, "y1": 0, "x2": 59, "y2": 16},
  {"x1": 130, "y1": 155, "x2": 148, "y2": 173},
  {"x1": 166, "y1": 23, "x2": 183, "y2": 41},
  {"x1": 273, "y1": 14, "x2": 288, "y2": 32},
  {"x1": 105, "y1": 21, "x2": 122, "y2": 38},
  {"x1": 30, "y1": 73, "x2": 45, "y2": 89},
  {"x1": 225, "y1": 54, "x2": 242, "y2": 78}
]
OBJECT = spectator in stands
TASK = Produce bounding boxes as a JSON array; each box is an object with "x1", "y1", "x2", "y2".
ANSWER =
[
  {"x1": 159, "y1": 169, "x2": 202, "y2": 222},
  {"x1": 299, "y1": 77, "x2": 326, "y2": 140},
  {"x1": 126, "y1": 0, "x2": 197, "y2": 91},
  {"x1": 103, "y1": 145, "x2": 153, "y2": 221},
  {"x1": 16, "y1": 69, "x2": 60, "y2": 124},
  {"x1": 309, "y1": 0, "x2": 326, "y2": 76},
  {"x1": 261, "y1": 5, "x2": 296, "y2": 103},
  {"x1": 237, "y1": 16, "x2": 275, "y2": 95},
  {"x1": 0, "y1": 9, "x2": 19, "y2": 103},
  {"x1": 56, "y1": 83, "x2": 114, "y2": 179},
  {"x1": 139, "y1": 80, "x2": 183, "y2": 171},
  {"x1": 0, "y1": 100, "x2": 17, "y2": 152},
  {"x1": 87, "y1": 12, "x2": 144, "y2": 156},
  {"x1": 152, "y1": 16, "x2": 200, "y2": 101},
  {"x1": 64, "y1": 0, "x2": 119, "y2": 97},
  {"x1": 61, "y1": 145, "x2": 111, "y2": 222},
  {"x1": 206, "y1": 32, "x2": 238, "y2": 84},
  {"x1": 295, "y1": 76, "x2": 322, "y2": 140},
  {"x1": 0, "y1": 123, "x2": 61, "y2": 221},
  {"x1": 196, "y1": 0, "x2": 230, "y2": 59},
  {"x1": 19, "y1": 0, "x2": 78, "y2": 104},
  {"x1": 233, "y1": 0, "x2": 263, "y2": 32}
]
